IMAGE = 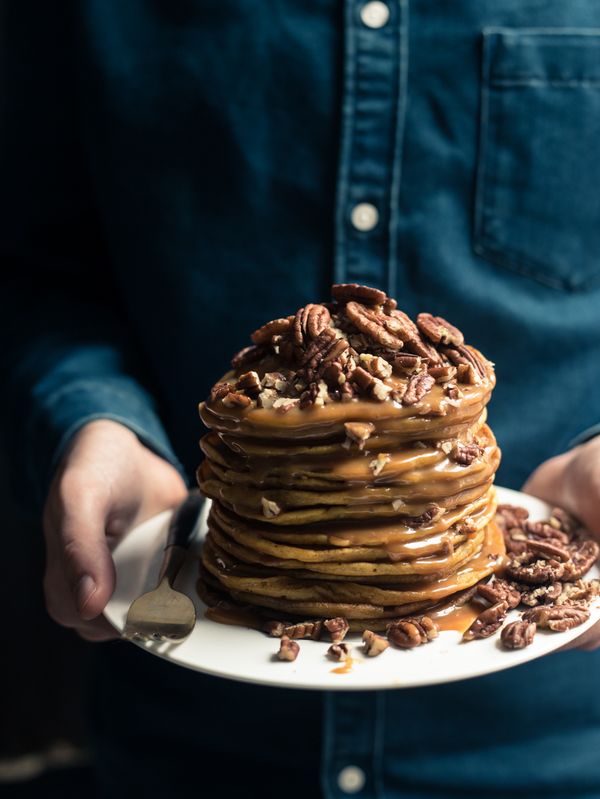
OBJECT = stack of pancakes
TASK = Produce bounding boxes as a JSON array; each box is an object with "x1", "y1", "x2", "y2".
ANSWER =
[{"x1": 197, "y1": 284, "x2": 503, "y2": 631}]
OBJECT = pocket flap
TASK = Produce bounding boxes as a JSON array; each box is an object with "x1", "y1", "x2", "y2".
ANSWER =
[{"x1": 484, "y1": 28, "x2": 600, "y2": 86}]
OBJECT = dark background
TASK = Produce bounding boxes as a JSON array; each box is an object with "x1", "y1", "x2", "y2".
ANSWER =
[{"x1": 0, "y1": 451, "x2": 95, "y2": 796}]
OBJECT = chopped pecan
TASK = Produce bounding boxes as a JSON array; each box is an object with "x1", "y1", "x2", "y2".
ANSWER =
[
  {"x1": 564, "y1": 539, "x2": 600, "y2": 580},
  {"x1": 351, "y1": 366, "x2": 374, "y2": 392},
  {"x1": 369, "y1": 453, "x2": 391, "y2": 477},
  {"x1": 387, "y1": 616, "x2": 438, "y2": 648},
  {"x1": 261, "y1": 497, "x2": 282, "y2": 518},
  {"x1": 526, "y1": 539, "x2": 571, "y2": 563},
  {"x1": 428, "y1": 364, "x2": 458, "y2": 383},
  {"x1": 555, "y1": 579, "x2": 600, "y2": 606},
  {"x1": 231, "y1": 344, "x2": 267, "y2": 370},
  {"x1": 501, "y1": 621, "x2": 537, "y2": 650},
  {"x1": 210, "y1": 382, "x2": 231, "y2": 402},
  {"x1": 362, "y1": 630, "x2": 390, "y2": 657},
  {"x1": 371, "y1": 378, "x2": 393, "y2": 402},
  {"x1": 477, "y1": 579, "x2": 521, "y2": 609},
  {"x1": 391, "y1": 353, "x2": 424, "y2": 375},
  {"x1": 344, "y1": 421, "x2": 376, "y2": 449},
  {"x1": 359, "y1": 353, "x2": 393, "y2": 379},
  {"x1": 450, "y1": 443, "x2": 484, "y2": 466},
  {"x1": 417, "y1": 313, "x2": 464, "y2": 347},
  {"x1": 346, "y1": 301, "x2": 405, "y2": 350},
  {"x1": 463, "y1": 601, "x2": 509, "y2": 641},
  {"x1": 327, "y1": 643, "x2": 350, "y2": 661},
  {"x1": 235, "y1": 370, "x2": 261, "y2": 398},
  {"x1": 332, "y1": 283, "x2": 387, "y2": 306},
  {"x1": 524, "y1": 520, "x2": 570, "y2": 546},
  {"x1": 251, "y1": 317, "x2": 292, "y2": 344},
  {"x1": 282, "y1": 620, "x2": 324, "y2": 640},
  {"x1": 263, "y1": 621, "x2": 286, "y2": 637},
  {"x1": 222, "y1": 391, "x2": 252, "y2": 408},
  {"x1": 405, "y1": 505, "x2": 443, "y2": 527},
  {"x1": 444, "y1": 383, "x2": 462, "y2": 400},
  {"x1": 324, "y1": 617, "x2": 350, "y2": 644},
  {"x1": 277, "y1": 636, "x2": 300, "y2": 661},
  {"x1": 519, "y1": 582, "x2": 563, "y2": 607},
  {"x1": 402, "y1": 373, "x2": 435, "y2": 405},
  {"x1": 522, "y1": 605, "x2": 590, "y2": 632}
]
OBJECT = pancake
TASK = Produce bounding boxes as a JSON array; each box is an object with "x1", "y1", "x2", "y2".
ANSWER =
[{"x1": 196, "y1": 284, "x2": 504, "y2": 632}]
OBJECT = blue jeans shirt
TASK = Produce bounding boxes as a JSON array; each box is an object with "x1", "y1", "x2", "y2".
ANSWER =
[{"x1": 2, "y1": 2, "x2": 600, "y2": 797}]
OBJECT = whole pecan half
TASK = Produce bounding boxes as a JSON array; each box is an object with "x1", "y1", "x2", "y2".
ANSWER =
[
  {"x1": 524, "y1": 520, "x2": 571, "y2": 546},
  {"x1": 389, "y1": 310, "x2": 442, "y2": 363},
  {"x1": 496, "y1": 504, "x2": 530, "y2": 531},
  {"x1": 293, "y1": 304, "x2": 331, "y2": 346},
  {"x1": 443, "y1": 345, "x2": 487, "y2": 383},
  {"x1": 564, "y1": 539, "x2": 600, "y2": 580},
  {"x1": 463, "y1": 601, "x2": 509, "y2": 641},
  {"x1": 332, "y1": 283, "x2": 387, "y2": 306},
  {"x1": 251, "y1": 317, "x2": 292, "y2": 344},
  {"x1": 477, "y1": 579, "x2": 522, "y2": 609},
  {"x1": 519, "y1": 582, "x2": 563, "y2": 607},
  {"x1": 416, "y1": 313, "x2": 464, "y2": 347},
  {"x1": 231, "y1": 344, "x2": 267, "y2": 370},
  {"x1": 402, "y1": 372, "x2": 435, "y2": 405},
  {"x1": 280, "y1": 620, "x2": 323, "y2": 640},
  {"x1": 526, "y1": 539, "x2": 571, "y2": 563},
  {"x1": 522, "y1": 605, "x2": 590, "y2": 632},
  {"x1": 501, "y1": 620, "x2": 537, "y2": 650},
  {"x1": 346, "y1": 301, "x2": 405, "y2": 350},
  {"x1": 505, "y1": 553, "x2": 566, "y2": 585},
  {"x1": 387, "y1": 616, "x2": 438, "y2": 648}
]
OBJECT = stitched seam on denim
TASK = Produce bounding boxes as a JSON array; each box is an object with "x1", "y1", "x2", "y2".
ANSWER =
[
  {"x1": 491, "y1": 78, "x2": 600, "y2": 88},
  {"x1": 387, "y1": 0, "x2": 408, "y2": 299},
  {"x1": 483, "y1": 27, "x2": 600, "y2": 37},
  {"x1": 473, "y1": 238, "x2": 600, "y2": 291},
  {"x1": 333, "y1": 1, "x2": 358, "y2": 285},
  {"x1": 473, "y1": 31, "x2": 492, "y2": 256}
]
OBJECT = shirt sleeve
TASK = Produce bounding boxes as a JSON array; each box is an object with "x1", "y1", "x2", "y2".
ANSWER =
[{"x1": 0, "y1": 5, "x2": 184, "y2": 510}]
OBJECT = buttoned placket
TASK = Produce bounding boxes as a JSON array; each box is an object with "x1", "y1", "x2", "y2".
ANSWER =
[
  {"x1": 326, "y1": 3, "x2": 409, "y2": 796},
  {"x1": 333, "y1": 0, "x2": 409, "y2": 298}
]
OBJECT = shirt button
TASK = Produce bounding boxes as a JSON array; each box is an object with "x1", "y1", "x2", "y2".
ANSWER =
[
  {"x1": 351, "y1": 203, "x2": 379, "y2": 232},
  {"x1": 338, "y1": 765, "x2": 366, "y2": 794},
  {"x1": 360, "y1": 1, "x2": 390, "y2": 29}
]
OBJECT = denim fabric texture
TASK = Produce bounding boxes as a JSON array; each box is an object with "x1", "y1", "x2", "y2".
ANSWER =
[{"x1": 2, "y1": 1, "x2": 600, "y2": 797}]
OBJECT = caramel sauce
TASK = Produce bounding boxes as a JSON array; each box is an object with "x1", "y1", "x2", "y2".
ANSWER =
[
  {"x1": 430, "y1": 601, "x2": 482, "y2": 634},
  {"x1": 331, "y1": 656, "x2": 355, "y2": 674}
]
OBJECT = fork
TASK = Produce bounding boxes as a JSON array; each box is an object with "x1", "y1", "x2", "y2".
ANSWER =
[{"x1": 123, "y1": 491, "x2": 204, "y2": 643}]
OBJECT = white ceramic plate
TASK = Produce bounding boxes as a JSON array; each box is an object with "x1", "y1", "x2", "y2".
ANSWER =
[{"x1": 104, "y1": 487, "x2": 600, "y2": 691}]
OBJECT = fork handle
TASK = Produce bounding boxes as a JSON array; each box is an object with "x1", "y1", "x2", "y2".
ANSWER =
[{"x1": 158, "y1": 491, "x2": 204, "y2": 586}]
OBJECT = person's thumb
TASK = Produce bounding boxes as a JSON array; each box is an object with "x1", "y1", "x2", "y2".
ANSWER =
[{"x1": 59, "y1": 500, "x2": 117, "y2": 622}]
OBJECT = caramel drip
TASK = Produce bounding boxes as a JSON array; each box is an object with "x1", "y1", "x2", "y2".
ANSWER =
[{"x1": 331, "y1": 656, "x2": 355, "y2": 674}]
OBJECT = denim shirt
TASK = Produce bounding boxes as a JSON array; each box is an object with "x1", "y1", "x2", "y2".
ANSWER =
[{"x1": 2, "y1": 2, "x2": 600, "y2": 797}]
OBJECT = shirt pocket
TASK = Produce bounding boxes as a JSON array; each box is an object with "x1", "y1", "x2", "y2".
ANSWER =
[{"x1": 474, "y1": 28, "x2": 600, "y2": 291}]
